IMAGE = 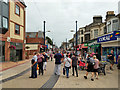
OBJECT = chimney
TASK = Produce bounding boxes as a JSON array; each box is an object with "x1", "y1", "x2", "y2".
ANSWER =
[
  {"x1": 93, "y1": 15, "x2": 102, "y2": 23},
  {"x1": 106, "y1": 11, "x2": 115, "y2": 21}
]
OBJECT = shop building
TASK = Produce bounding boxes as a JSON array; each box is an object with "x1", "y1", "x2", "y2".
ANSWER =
[
  {"x1": 0, "y1": 0, "x2": 26, "y2": 61},
  {"x1": 25, "y1": 31, "x2": 44, "y2": 56},
  {"x1": 0, "y1": 0, "x2": 9, "y2": 61}
]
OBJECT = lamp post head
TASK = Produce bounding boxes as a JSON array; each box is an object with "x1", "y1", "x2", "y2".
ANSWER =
[
  {"x1": 70, "y1": 30, "x2": 75, "y2": 32},
  {"x1": 44, "y1": 21, "x2": 46, "y2": 23},
  {"x1": 47, "y1": 30, "x2": 50, "y2": 32},
  {"x1": 76, "y1": 21, "x2": 77, "y2": 23}
]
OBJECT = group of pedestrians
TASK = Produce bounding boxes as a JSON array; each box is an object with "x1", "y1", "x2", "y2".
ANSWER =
[
  {"x1": 54, "y1": 51, "x2": 78, "y2": 78},
  {"x1": 29, "y1": 52, "x2": 49, "y2": 79},
  {"x1": 29, "y1": 49, "x2": 120, "y2": 81}
]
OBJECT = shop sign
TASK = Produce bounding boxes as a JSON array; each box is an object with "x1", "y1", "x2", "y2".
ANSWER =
[
  {"x1": 84, "y1": 43, "x2": 88, "y2": 46},
  {"x1": 97, "y1": 33, "x2": 117, "y2": 43},
  {"x1": 113, "y1": 31, "x2": 120, "y2": 38},
  {"x1": 88, "y1": 41, "x2": 97, "y2": 46}
]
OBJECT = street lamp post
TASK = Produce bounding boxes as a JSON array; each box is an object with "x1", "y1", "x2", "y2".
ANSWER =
[
  {"x1": 43, "y1": 21, "x2": 46, "y2": 52},
  {"x1": 75, "y1": 21, "x2": 78, "y2": 55},
  {"x1": 66, "y1": 38, "x2": 67, "y2": 50}
]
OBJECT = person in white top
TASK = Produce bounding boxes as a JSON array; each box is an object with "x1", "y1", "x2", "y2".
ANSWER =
[
  {"x1": 29, "y1": 52, "x2": 38, "y2": 78},
  {"x1": 64, "y1": 54, "x2": 72, "y2": 78}
]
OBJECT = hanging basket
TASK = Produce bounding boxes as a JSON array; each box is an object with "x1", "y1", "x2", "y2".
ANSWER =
[{"x1": 9, "y1": 45, "x2": 16, "y2": 49}]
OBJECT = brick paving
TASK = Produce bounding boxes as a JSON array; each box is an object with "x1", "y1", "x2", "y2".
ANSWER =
[
  {"x1": 2, "y1": 60, "x2": 55, "y2": 88},
  {"x1": 54, "y1": 63, "x2": 119, "y2": 88},
  {"x1": 0, "y1": 55, "x2": 33, "y2": 71}
]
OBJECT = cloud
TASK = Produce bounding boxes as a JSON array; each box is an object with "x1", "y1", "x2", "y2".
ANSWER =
[{"x1": 25, "y1": 0, "x2": 119, "y2": 47}]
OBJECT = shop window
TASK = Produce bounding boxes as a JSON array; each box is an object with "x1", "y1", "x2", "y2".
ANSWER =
[
  {"x1": 15, "y1": 4, "x2": 20, "y2": 15},
  {"x1": 15, "y1": 24, "x2": 20, "y2": 34},
  {"x1": 3, "y1": 17, "x2": 8, "y2": 29}
]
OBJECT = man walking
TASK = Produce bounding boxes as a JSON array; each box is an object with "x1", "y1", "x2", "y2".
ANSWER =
[
  {"x1": 43, "y1": 52, "x2": 48, "y2": 71},
  {"x1": 71, "y1": 53, "x2": 78, "y2": 77},
  {"x1": 107, "y1": 50, "x2": 115, "y2": 70},
  {"x1": 54, "y1": 51, "x2": 63, "y2": 75}
]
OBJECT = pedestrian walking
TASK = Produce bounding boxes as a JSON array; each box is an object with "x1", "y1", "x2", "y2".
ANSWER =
[
  {"x1": 37, "y1": 53, "x2": 44, "y2": 75},
  {"x1": 29, "y1": 52, "x2": 38, "y2": 78},
  {"x1": 84, "y1": 54, "x2": 95, "y2": 80},
  {"x1": 43, "y1": 52, "x2": 48, "y2": 71},
  {"x1": 107, "y1": 50, "x2": 115, "y2": 71},
  {"x1": 50, "y1": 53, "x2": 53, "y2": 61},
  {"x1": 54, "y1": 51, "x2": 63, "y2": 75},
  {"x1": 71, "y1": 53, "x2": 78, "y2": 77},
  {"x1": 64, "y1": 54, "x2": 72, "y2": 78},
  {"x1": 117, "y1": 55, "x2": 120, "y2": 69},
  {"x1": 91, "y1": 55, "x2": 99, "y2": 81}
]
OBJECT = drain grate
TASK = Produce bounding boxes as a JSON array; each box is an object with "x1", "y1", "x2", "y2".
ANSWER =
[
  {"x1": 0, "y1": 68, "x2": 31, "y2": 84},
  {"x1": 40, "y1": 74, "x2": 60, "y2": 89}
]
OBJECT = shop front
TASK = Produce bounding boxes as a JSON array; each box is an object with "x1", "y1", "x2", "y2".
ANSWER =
[
  {"x1": 10, "y1": 42, "x2": 23, "y2": 62},
  {"x1": 0, "y1": 41, "x2": 5, "y2": 62},
  {"x1": 97, "y1": 31, "x2": 120, "y2": 63},
  {"x1": 88, "y1": 40, "x2": 101, "y2": 60}
]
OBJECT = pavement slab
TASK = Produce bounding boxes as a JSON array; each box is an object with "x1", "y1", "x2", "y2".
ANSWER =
[
  {"x1": 2, "y1": 60, "x2": 55, "y2": 88},
  {"x1": 54, "y1": 63, "x2": 118, "y2": 88}
]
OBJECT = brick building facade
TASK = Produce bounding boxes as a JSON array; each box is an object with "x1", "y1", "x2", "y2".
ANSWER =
[
  {"x1": 25, "y1": 31, "x2": 44, "y2": 56},
  {"x1": 0, "y1": 0, "x2": 26, "y2": 61}
]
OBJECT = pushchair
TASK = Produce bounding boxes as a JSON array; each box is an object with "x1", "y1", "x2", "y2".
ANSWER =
[
  {"x1": 98, "y1": 61, "x2": 107, "y2": 75},
  {"x1": 78, "y1": 60, "x2": 86, "y2": 70}
]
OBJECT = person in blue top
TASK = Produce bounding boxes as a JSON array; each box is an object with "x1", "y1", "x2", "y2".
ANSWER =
[{"x1": 54, "y1": 50, "x2": 63, "y2": 75}]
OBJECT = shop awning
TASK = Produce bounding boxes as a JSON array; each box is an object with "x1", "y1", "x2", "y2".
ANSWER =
[
  {"x1": 90, "y1": 44, "x2": 100, "y2": 47},
  {"x1": 39, "y1": 45, "x2": 47, "y2": 48}
]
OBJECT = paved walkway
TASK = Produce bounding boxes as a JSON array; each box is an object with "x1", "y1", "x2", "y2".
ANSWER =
[
  {"x1": 0, "y1": 55, "x2": 32, "y2": 71},
  {"x1": 54, "y1": 63, "x2": 119, "y2": 88},
  {"x1": 2, "y1": 60, "x2": 55, "y2": 88}
]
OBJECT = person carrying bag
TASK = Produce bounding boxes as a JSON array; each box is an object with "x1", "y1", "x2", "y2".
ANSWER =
[{"x1": 64, "y1": 54, "x2": 72, "y2": 78}]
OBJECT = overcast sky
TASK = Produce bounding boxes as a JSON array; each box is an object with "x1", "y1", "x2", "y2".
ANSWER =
[{"x1": 25, "y1": 0, "x2": 120, "y2": 47}]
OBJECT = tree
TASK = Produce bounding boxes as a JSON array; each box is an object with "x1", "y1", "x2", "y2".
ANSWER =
[{"x1": 46, "y1": 36, "x2": 53, "y2": 45}]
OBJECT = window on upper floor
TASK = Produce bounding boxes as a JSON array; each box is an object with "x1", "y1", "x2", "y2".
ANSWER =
[
  {"x1": 81, "y1": 37, "x2": 83, "y2": 43},
  {"x1": 94, "y1": 29, "x2": 98, "y2": 38},
  {"x1": 107, "y1": 21, "x2": 112, "y2": 33},
  {"x1": 0, "y1": 15, "x2": 1, "y2": 28},
  {"x1": 15, "y1": 4, "x2": 20, "y2": 16},
  {"x1": 3, "y1": 17, "x2": 8, "y2": 29},
  {"x1": 104, "y1": 26, "x2": 107, "y2": 34},
  {"x1": 3, "y1": 0, "x2": 8, "y2": 3},
  {"x1": 81, "y1": 30, "x2": 83, "y2": 34},
  {"x1": 112, "y1": 19, "x2": 119, "y2": 31},
  {"x1": 91, "y1": 31, "x2": 93, "y2": 39},
  {"x1": 15, "y1": 24, "x2": 20, "y2": 34}
]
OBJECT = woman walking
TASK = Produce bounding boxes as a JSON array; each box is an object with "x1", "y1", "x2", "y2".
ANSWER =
[
  {"x1": 37, "y1": 53, "x2": 44, "y2": 75},
  {"x1": 29, "y1": 52, "x2": 38, "y2": 78},
  {"x1": 64, "y1": 54, "x2": 72, "y2": 78},
  {"x1": 91, "y1": 55, "x2": 99, "y2": 81}
]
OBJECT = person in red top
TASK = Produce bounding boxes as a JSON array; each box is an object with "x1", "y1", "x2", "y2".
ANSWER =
[{"x1": 37, "y1": 53, "x2": 44, "y2": 75}]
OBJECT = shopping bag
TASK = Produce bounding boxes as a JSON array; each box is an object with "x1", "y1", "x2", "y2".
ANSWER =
[
  {"x1": 63, "y1": 68, "x2": 65, "y2": 75},
  {"x1": 37, "y1": 64, "x2": 39, "y2": 70}
]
